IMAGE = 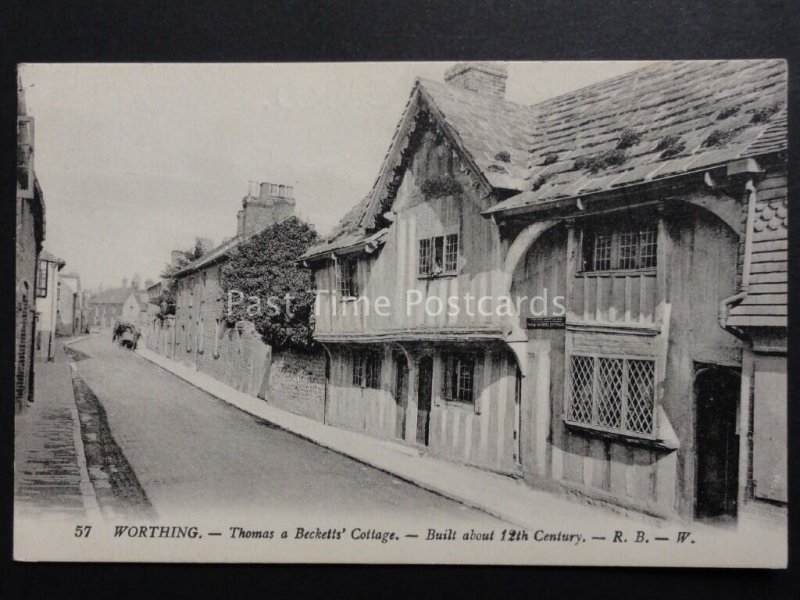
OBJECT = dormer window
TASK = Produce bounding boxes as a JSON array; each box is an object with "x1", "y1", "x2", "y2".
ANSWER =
[
  {"x1": 419, "y1": 233, "x2": 459, "y2": 278},
  {"x1": 581, "y1": 213, "x2": 657, "y2": 273}
]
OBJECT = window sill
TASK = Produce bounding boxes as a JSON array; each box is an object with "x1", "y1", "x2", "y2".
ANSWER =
[
  {"x1": 563, "y1": 419, "x2": 676, "y2": 451},
  {"x1": 418, "y1": 272, "x2": 458, "y2": 281},
  {"x1": 576, "y1": 268, "x2": 656, "y2": 277},
  {"x1": 339, "y1": 296, "x2": 362, "y2": 303},
  {"x1": 439, "y1": 398, "x2": 474, "y2": 411}
]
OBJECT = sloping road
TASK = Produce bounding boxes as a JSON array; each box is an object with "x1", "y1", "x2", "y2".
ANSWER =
[{"x1": 71, "y1": 334, "x2": 505, "y2": 528}]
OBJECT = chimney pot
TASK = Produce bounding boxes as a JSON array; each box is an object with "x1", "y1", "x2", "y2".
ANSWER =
[{"x1": 444, "y1": 62, "x2": 508, "y2": 99}]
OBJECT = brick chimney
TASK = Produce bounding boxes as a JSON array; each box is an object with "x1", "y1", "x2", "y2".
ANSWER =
[
  {"x1": 444, "y1": 62, "x2": 508, "y2": 99},
  {"x1": 236, "y1": 210, "x2": 245, "y2": 237},
  {"x1": 240, "y1": 182, "x2": 296, "y2": 237}
]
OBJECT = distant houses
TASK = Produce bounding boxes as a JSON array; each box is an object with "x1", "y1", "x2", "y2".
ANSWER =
[{"x1": 86, "y1": 280, "x2": 148, "y2": 329}]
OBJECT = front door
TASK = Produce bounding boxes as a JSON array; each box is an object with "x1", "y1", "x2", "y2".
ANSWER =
[
  {"x1": 695, "y1": 366, "x2": 740, "y2": 521},
  {"x1": 416, "y1": 356, "x2": 433, "y2": 445},
  {"x1": 394, "y1": 355, "x2": 409, "y2": 440}
]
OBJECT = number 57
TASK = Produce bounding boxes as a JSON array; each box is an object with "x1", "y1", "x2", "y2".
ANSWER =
[{"x1": 74, "y1": 525, "x2": 92, "y2": 538}]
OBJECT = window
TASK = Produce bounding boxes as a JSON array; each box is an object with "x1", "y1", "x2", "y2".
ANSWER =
[
  {"x1": 582, "y1": 220, "x2": 657, "y2": 272},
  {"x1": 338, "y1": 259, "x2": 359, "y2": 298},
  {"x1": 442, "y1": 353, "x2": 475, "y2": 403},
  {"x1": 17, "y1": 116, "x2": 34, "y2": 199},
  {"x1": 36, "y1": 260, "x2": 48, "y2": 297},
  {"x1": 213, "y1": 319, "x2": 221, "y2": 356},
  {"x1": 418, "y1": 233, "x2": 459, "y2": 277},
  {"x1": 197, "y1": 319, "x2": 205, "y2": 353},
  {"x1": 352, "y1": 350, "x2": 381, "y2": 389},
  {"x1": 567, "y1": 355, "x2": 655, "y2": 436}
]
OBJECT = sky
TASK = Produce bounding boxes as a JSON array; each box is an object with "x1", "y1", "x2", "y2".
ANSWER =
[{"x1": 21, "y1": 61, "x2": 652, "y2": 290}]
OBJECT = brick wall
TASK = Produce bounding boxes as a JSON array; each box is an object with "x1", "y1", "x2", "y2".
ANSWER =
[
  {"x1": 15, "y1": 196, "x2": 39, "y2": 410},
  {"x1": 267, "y1": 348, "x2": 327, "y2": 421}
]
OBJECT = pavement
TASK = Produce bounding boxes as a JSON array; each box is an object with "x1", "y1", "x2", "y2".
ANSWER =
[
  {"x1": 133, "y1": 340, "x2": 659, "y2": 532},
  {"x1": 14, "y1": 338, "x2": 99, "y2": 520}
]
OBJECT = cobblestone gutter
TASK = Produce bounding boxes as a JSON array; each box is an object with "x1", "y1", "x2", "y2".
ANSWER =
[{"x1": 69, "y1": 367, "x2": 155, "y2": 519}]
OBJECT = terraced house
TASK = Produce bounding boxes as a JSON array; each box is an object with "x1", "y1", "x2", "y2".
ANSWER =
[
  {"x1": 300, "y1": 61, "x2": 787, "y2": 524},
  {"x1": 148, "y1": 182, "x2": 327, "y2": 421}
]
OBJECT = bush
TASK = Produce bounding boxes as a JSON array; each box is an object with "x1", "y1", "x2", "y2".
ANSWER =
[
  {"x1": 220, "y1": 218, "x2": 319, "y2": 351},
  {"x1": 494, "y1": 150, "x2": 511, "y2": 163}
]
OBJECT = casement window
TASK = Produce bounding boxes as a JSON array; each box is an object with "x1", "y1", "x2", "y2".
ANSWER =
[
  {"x1": 442, "y1": 353, "x2": 475, "y2": 403},
  {"x1": 352, "y1": 350, "x2": 381, "y2": 389},
  {"x1": 17, "y1": 116, "x2": 34, "y2": 199},
  {"x1": 567, "y1": 354, "x2": 655, "y2": 436},
  {"x1": 418, "y1": 233, "x2": 459, "y2": 277},
  {"x1": 582, "y1": 218, "x2": 657, "y2": 272},
  {"x1": 35, "y1": 260, "x2": 48, "y2": 298},
  {"x1": 338, "y1": 258, "x2": 359, "y2": 299}
]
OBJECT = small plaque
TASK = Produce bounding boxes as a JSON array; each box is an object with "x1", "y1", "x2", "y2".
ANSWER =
[{"x1": 526, "y1": 316, "x2": 566, "y2": 329}]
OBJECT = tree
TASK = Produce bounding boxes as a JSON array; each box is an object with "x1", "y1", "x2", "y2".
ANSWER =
[
  {"x1": 153, "y1": 242, "x2": 206, "y2": 317},
  {"x1": 220, "y1": 218, "x2": 318, "y2": 351}
]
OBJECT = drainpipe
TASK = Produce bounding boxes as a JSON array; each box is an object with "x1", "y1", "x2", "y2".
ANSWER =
[{"x1": 718, "y1": 178, "x2": 756, "y2": 340}]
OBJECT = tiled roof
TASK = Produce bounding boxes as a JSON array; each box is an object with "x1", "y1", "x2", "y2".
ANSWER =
[
  {"x1": 40, "y1": 250, "x2": 64, "y2": 266},
  {"x1": 728, "y1": 174, "x2": 788, "y2": 328},
  {"x1": 302, "y1": 79, "x2": 533, "y2": 259},
  {"x1": 487, "y1": 60, "x2": 786, "y2": 215},
  {"x1": 175, "y1": 215, "x2": 304, "y2": 277},
  {"x1": 418, "y1": 79, "x2": 533, "y2": 190},
  {"x1": 308, "y1": 60, "x2": 787, "y2": 262}
]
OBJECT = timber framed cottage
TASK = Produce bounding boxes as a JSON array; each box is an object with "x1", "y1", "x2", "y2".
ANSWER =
[{"x1": 301, "y1": 61, "x2": 787, "y2": 525}]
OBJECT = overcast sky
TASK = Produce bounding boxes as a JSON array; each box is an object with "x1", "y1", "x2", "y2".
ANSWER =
[{"x1": 21, "y1": 61, "x2": 651, "y2": 290}]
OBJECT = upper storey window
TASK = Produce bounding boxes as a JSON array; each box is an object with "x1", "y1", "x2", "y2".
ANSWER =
[
  {"x1": 581, "y1": 213, "x2": 657, "y2": 273},
  {"x1": 338, "y1": 258, "x2": 359, "y2": 299},
  {"x1": 418, "y1": 233, "x2": 459, "y2": 278}
]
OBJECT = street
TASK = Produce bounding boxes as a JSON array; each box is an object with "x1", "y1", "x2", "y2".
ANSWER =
[{"x1": 68, "y1": 334, "x2": 506, "y2": 526}]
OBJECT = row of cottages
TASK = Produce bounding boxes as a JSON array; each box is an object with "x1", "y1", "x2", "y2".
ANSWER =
[
  {"x1": 147, "y1": 182, "x2": 327, "y2": 421},
  {"x1": 15, "y1": 73, "x2": 46, "y2": 408},
  {"x1": 300, "y1": 61, "x2": 787, "y2": 524}
]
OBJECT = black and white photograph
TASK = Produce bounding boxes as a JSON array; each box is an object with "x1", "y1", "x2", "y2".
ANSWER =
[{"x1": 13, "y1": 59, "x2": 788, "y2": 566}]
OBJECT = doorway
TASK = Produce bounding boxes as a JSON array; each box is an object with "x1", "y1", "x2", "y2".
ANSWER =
[
  {"x1": 416, "y1": 356, "x2": 433, "y2": 445},
  {"x1": 695, "y1": 366, "x2": 740, "y2": 521},
  {"x1": 394, "y1": 354, "x2": 409, "y2": 440}
]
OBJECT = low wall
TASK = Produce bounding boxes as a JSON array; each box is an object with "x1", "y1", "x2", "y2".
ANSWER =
[{"x1": 145, "y1": 317, "x2": 326, "y2": 422}]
